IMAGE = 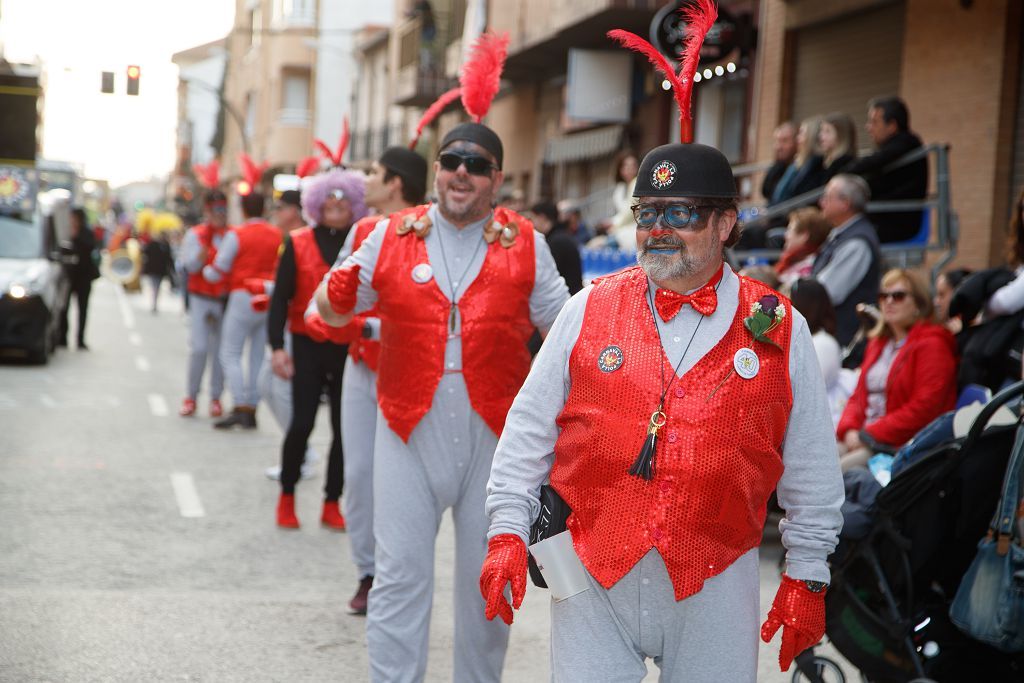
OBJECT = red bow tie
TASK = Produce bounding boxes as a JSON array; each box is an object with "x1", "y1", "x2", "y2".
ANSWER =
[{"x1": 653, "y1": 265, "x2": 724, "y2": 321}]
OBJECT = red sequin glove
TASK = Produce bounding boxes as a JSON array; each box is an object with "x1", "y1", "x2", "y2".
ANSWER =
[
  {"x1": 326, "y1": 264, "x2": 361, "y2": 315},
  {"x1": 760, "y1": 574, "x2": 827, "y2": 672},
  {"x1": 250, "y1": 294, "x2": 270, "y2": 312},
  {"x1": 305, "y1": 312, "x2": 362, "y2": 345},
  {"x1": 479, "y1": 534, "x2": 528, "y2": 626},
  {"x1": 243, "y1": 277, "x2": 267, "y2": 296}
]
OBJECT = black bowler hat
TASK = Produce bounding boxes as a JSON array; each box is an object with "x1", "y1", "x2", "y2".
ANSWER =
[{"x1": 633, "y1": 143, "x2": 738, "y2": 199}]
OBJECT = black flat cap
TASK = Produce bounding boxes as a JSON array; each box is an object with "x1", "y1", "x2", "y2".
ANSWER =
[{"x1": 439, "y1": 122, "x2": 503, "y2": 169}]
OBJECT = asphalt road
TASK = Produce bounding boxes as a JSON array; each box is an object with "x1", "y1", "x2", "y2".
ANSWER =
[{"x1": 0, "y1": 277, "x2": 858, "y2": 682}]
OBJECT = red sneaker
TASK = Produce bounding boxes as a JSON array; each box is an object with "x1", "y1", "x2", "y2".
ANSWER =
[
  {"x1": 179, "y1": 398, "x2": 197, "y2": 417},
  {"x1": 209, "y1": 399, "x2": 224, "y2": 418},
  {"x1": 277, "y1": 494, "x2": 300, "y2": 529},
  {"x1": 321, "y1": 500, "x2": 346, "y2": 531}
]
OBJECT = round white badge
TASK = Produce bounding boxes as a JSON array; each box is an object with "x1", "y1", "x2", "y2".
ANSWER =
[
  {"x1": 733, "y1": 348, "x2": 760, "y2": 380},
  {"x1": 411, "y1": 263, "x2": 433, "y2": 284}
]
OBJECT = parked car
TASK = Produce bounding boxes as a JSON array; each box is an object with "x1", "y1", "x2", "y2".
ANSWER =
[{"x1": 0, "y1": 191, "x2": 71, "y2": 363}]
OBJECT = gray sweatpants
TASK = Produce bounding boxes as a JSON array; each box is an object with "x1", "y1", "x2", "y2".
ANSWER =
[
  {"x1": 186, "y1": 295, "x2": 225, "y2": 400},
  {"x1": 551, "y1": 547, "x2": 760, "y2": 682},
  {"x1": 366, "y1": 373, "x2": 509, "y2": 683},
  {"x1": 341, "y1": 356, "x2": 377, "y2": 578},
  {"x1": 220, "y1": 289, "x2": 267, "y2": 407}
]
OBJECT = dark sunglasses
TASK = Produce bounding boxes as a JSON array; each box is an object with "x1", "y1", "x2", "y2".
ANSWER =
[
  {"x1": 878, "y1": 290, "x2": 910, "y2": 303},
  {"x1": 327, "y1": 189, "x2": 346, "y2": 200},
  {"x1": 630, "y1": 203, "x2": 713, "y2": 230},
  {"x1": 209, "y1": 203, "x2": 228, "y2": 214},
  {"x1": 438, "y1": 151, "x2": 496, "y2": 176}
]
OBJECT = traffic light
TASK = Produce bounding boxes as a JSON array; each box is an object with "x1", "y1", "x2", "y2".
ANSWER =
[
  {"x1": 126, "y1": 65, "x2": 140, "y2": 96},
  {"x1": 101, "y1": 71, "x2": 114, "y2": 94}
]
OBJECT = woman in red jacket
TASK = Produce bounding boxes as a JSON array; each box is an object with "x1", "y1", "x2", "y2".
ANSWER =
[{"x1": 836, "y1": 268, "x2": 958, "y2": 471}]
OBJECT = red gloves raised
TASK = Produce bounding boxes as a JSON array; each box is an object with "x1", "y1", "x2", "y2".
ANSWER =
[
  {"x1": 326, "y1": 264, "x2": 361, "y2": 315},
  {"x1": 251, "y1": 294, "x2": 270, "y2": 312},
  {"x1": 305, "y1": 311, "x2": 362, "y2": 345},
  {"x1": 479, "y1": 534, "x2": 528, "y2": 626},
  {"x1": 760, "y1": 574, "x2": 827, "y2": 672},
  {"x1": 243, "y1": 277, "x2": 267, "y2": 296}
]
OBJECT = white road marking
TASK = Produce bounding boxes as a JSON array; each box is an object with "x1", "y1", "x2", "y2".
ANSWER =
[
  {"x1": 39, "y1": 394, "x2": 57, "y2": 408},
  {"x1": 170, "y1": 472, "x2": 206, "y2": 518},
  {"x1": 135, "y1": 356, "x2": 151, "y2": 372},
  {"x1": 113, "y1": 283, "x2": 136, "y2": 329},
  {"x1": 147, "y1": 393, "x2": 169, "y2": 417},
  {"x1": 129, "y1": 333, "x2": 142, "y2": 346}
]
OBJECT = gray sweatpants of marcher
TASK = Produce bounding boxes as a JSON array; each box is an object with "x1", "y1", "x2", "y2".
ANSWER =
[
  {"x1": 220, "y1": 289, "x2": 266, "y2": 406},
  {"x1": 366, "y1": 372, "x2": 509, "y2": 683},
  {"x1": 341, "y1": 355, "x2": 377, "y2": 578},
  {"x1": 551, "y1": 547, "x2": 760, "y2": 682},
  {"x1": 187, "y1": 295, "x2": 225, "y2": 400}
]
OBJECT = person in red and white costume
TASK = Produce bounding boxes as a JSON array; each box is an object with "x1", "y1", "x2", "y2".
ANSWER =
[
  {"x1": 178, "y1": 189, "x2": 230, "y2": 418},
  {"x1": 316, "y1": 121, "x2": 570, "y2": 681},
  {"x1": 203, "y1": 185, "x2": 282, "y2": 429}
]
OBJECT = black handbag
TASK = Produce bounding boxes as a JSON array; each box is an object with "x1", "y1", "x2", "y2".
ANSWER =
[{"x1": 527, "y1": 484, "x2": 572, "y2": 588}]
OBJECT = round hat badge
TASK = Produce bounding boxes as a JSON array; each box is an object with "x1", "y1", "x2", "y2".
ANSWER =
[
  {"x1": 597, "y1": 345, "x2": 624, "y2": 373},
  {"x1": 411, "y1": 263, "x2": 433, "y2": 284},
  {"x1": 651, "y1": 160, "x2": 677, "y2": 190}
]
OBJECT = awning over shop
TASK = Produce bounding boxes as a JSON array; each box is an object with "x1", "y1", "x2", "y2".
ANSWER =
[{"x1": 544, "y1": 125, "x2": 623, "y2": 164}]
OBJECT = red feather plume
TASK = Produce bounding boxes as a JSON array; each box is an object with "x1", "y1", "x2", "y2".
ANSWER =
[
  {"x1": 238, "y1": 153, "x2": 269, "y2": 188},
  {"x1": 295, "y1": 156, "x2": 320, "y2": 179},
  {"x1": 606, "y1": 29, "x2": 686, "y2": 118},
  {"x1": 410, "y1": 87, "x2": 462, "y2": 149},
  {"x1": 460, "y1": 32, "x2": 509, "y2": 122},
  {"x1": 314, "y1": 116, "x2": 351, "y2": 167},
  {"x1": 192, "y1": 160, "x2": 220, "y2": 189}
]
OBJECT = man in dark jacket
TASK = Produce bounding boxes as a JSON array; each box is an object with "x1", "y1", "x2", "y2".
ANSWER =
[
  {"x1": 761, "y1": 121, "x2": 797, "y2": 204},
  {"x1": 59, "y1": 207, "x2": 100, "y2": 349},
  {"x1": 528, "y1": 201, "x2": 583, "y2": 295},
  {"x1": 843, "y1": 97, "x2": 927, "y2": 243}
]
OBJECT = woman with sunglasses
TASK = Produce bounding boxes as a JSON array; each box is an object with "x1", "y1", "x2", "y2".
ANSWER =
[{"x1": 836, "y1": 268, "x2": 957, "y2": 471}]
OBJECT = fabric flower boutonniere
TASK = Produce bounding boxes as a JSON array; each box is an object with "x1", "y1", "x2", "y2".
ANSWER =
[
  {"x1": 744, "y1": 295, "x2": 786, "y2": 350},
  {"x1": 397, "y1": 212, "x2": 432, "y2": 239},
  {"x1": 483, "y1": 219, "x2": 519, "y2": 249}
]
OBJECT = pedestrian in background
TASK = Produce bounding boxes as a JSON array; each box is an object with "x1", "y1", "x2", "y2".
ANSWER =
[
  {"x1": 142, "y1": 232, "x2": 175, "y2": 314},
  {"x1": 59, "y1": 207, "x2": 101, "y2": 350}
]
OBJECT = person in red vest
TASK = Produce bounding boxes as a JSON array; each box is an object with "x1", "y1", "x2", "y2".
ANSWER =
[
  {"x1": 267, "y1": 168, "x2": 366, "y2": 530},
  {"x1": 203, "y1": 188, "x2": 283, "y2": 429},
  {"x1": 178, "y1": 189, "x2": 230, "y2": 418},
  {"x1": 317, "y1": 121, "x2": 571, "y2": 681},
  {"x1": 305, "y1": 146, "x2": 428, "y2": 616}
]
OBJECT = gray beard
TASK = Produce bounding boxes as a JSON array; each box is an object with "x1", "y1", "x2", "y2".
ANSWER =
[
  {"x1": 636, "y1": 245, "x2": 701, "y2": 282},
  {"x1": 438, "y1": 192, "x2": 490, "y2": 225}
]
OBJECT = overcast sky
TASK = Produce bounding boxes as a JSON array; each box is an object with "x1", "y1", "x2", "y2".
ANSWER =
[{"x1": 1, "y1": 0, "x2": 235, "y2": 187}]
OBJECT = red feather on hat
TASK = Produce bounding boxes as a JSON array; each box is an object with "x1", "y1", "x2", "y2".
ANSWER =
[
  {"x1": 410, "y1": 87, "x2": 462, "y2": 149},
  {"x1": 192, "y1": 160, "x2": 220, "y2": 189},
  {"x1": 460, "y1": 32, "x2": 509, "y2": 123},
  {"x1": 238, "y1": 153, "x2": 269, "y2": 188},
  {"x1": 607, "y1": 0, "x2": 718, "y2": 143},
  {"x1": 314, "y1": 116, "x2": 351, "y2": 167},
  {"x1": 295, "y1": 156, "x2": 321, "y2": 179}
]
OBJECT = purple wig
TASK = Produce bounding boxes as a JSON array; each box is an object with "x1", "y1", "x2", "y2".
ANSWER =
[{"x1": 301, "y1": 168, "x2": 367, "y2": 226}]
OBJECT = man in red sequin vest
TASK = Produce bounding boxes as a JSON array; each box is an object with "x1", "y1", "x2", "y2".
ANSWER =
[
  {"x1": 178, "y1": 190, "x2": 230, "y2": 418},
  {"x1": 318, "y1": 123, "x2": 570, "y2": 682},
  {"x1": 202, "y1": 189, "x2": 283, "y2": 429},
  {"x1": 481, "y1": 143, "x2": 844, "y2": 680}
]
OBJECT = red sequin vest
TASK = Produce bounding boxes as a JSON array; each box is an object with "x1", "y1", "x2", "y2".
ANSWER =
[
  {"x1": 187, "y1": 224, "x2": 228, "y2": 298},
  {"x1": 348, "y1": 215, "x2": 382, "y2": 372},
  {"x1": 227, "y1": 220, "x2": 282, "y2": 291},
  {"x1": 287, "y1": 227, "x2": 330, "y2": 337},
  {"x1": 550, "y1": 266, "x2": 793, "y2": 600},
  {"x1": 373, "y1": 205, "x2": 536, "y2": 442}
]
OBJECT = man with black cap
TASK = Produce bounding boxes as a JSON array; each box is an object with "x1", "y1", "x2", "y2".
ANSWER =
[
  {"x1": 306, "y1": 146, "x2": 429, "y2": 616},
  {"x1": 480, "y1": 8, "x2": 843, "y2": 679},
  {"x1": 317, "y1": 119, "x2": 570, "y2": 680}
]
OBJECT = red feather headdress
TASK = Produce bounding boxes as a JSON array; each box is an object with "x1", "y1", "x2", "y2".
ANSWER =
[
  {"x1": 410, "y1": 87, "x2": 462, "y2": 149},
  {"x1": 295, "y1": 156, "x2": 321, "y2": 179},
  {"x1": 192, "y1": 160, "x2": 220, "y2": 189},
  {"x1": 460, "y1": 32, "x2": 509, "y2": 122},
  {"x1": 607, "y1": 0, "x2": 717, "y2": 143},
  {"x1": 314, "y1": 117, "x2": 350, "y2": 167},
  {"x1": 238, "y1": 153, "x2": 269, "y2": 188}
]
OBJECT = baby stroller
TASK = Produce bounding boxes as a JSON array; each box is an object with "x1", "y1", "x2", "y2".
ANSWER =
[{"x1": 791, "y1": 381, "x2": 1024, "y2": 683}]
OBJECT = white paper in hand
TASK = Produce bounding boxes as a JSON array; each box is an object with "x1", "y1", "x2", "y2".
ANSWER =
[{"x1": 529, "y1": 531, "x2": 590, "y2": 602}]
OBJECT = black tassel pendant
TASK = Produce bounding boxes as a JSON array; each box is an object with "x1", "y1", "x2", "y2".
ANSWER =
[{"x1": 629, "y1": 407, "x2": 666, "y2": 481}]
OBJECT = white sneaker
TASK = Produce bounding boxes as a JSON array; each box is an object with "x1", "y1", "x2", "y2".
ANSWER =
[{"x1": 264, "y1": 460, "x2": 317, "y2": 481}]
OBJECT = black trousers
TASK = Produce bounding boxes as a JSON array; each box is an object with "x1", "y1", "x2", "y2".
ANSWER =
[
  {"x1": 60, "y1": 280, "x2": 92, "y2": 345},
  {"x1": 280, "y1": 333, "x2": 346, "y2": 500}
]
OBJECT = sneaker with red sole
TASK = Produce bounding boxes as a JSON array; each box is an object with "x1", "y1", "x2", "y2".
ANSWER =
[
  {"x1": 209, "y1": 399, "x2": 224, "y2": 418},
  {"x1": 321, "y1": 500, "x2": 346, "y2": 531},
  {"x1": 277, "y1": 493, "x2": 300, "y2": 529},
  {"x1": 179, "y1": 398, "x2": 197, "y2": 417}
]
